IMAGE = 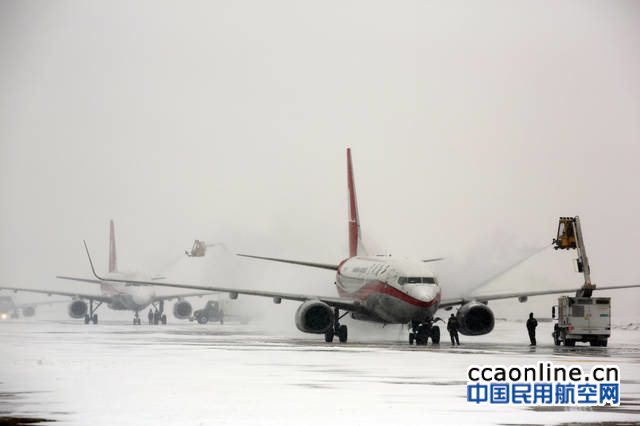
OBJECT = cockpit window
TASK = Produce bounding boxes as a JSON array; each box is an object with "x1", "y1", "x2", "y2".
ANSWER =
[{"x1": 398, "y1": 276, "x2": 437, "y2": 285}]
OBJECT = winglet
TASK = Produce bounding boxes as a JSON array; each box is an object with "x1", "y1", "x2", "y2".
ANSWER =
[{"x1": 83, "y1": 240, "x2": 105, "y2": 281}]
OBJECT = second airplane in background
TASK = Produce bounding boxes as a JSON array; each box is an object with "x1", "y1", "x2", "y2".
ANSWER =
[{"x1": 1, "y1": 221, "x2": 212, "y2": 325}]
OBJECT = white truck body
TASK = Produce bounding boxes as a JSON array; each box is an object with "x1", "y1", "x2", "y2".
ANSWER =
[{"x1": 553, "y1": 296, "x2": 610, "y2": 346}]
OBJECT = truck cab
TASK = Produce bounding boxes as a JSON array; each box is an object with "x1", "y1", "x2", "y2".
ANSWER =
[{"x1": 552, "y1": 296, "x2": 610, "y2": 346}]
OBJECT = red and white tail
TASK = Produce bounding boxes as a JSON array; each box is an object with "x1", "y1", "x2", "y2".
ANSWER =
[
  {"x1": 347, "y1": 148, "x2": 367, "y2": 258},
  {"x1": 108, "y1": 220, "x2": 118, "y2": 273}
]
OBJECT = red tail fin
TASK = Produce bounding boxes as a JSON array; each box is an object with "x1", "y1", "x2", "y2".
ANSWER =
[
  {"x1": 347, "y1": 148, "x2": 366, "y2": 257},
  {"x1": 108, "y1": 220, "x2": 117, "y2": 273}
]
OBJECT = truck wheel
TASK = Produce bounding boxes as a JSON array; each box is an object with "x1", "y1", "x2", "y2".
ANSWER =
[
  {"x1": 197, "y1": 315, "x2": 209, "y2": 325},
  {"x1": 602, "y1": 339, "x2": 608, "y2": 347},
  {"x1": 565, "y1": 340, "x2": 575, "y2": 347}
]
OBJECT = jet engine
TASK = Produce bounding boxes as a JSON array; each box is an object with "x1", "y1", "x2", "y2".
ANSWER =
[
  {"x1": 173, "y1": 300, "x2": 193, "y2": 320},
  {"x1": 68, "y1": 300, "x2": 88, "y2": 319},
  {"x1": 22, "y1": 306, "x2": 36, "y2": 317},
  {"x1": 295, "y1": 300, "x2": 334, "y2": 334},
  {"x1": 456, "y1": 301, "x2": 494, "y2": 336}
]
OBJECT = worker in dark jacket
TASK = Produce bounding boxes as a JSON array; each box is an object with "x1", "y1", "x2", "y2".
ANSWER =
[
  {"x1": 447, "y1": 313, "x2": 460, "y2": 345},
  {"x1": 148, "y1": 309, "x2": 154, "y2": 325},
  {"x1": 527, "y1": 312, "x2": 538, "y2": 346}
]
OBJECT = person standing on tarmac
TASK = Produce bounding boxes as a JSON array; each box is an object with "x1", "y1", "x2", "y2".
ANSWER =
[
  {"x1": 527, "y1": 312, "x2": 538, "y2": 346},
  {"x1": 148, "y1": 309, "x2": 153, "y2": 325},
  {"x1": 447, "y1": 313, "x2": 460, "y2": 345}
]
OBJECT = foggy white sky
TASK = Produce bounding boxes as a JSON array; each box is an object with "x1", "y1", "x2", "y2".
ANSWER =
[{"x1": 1, "y1": 1, "x2": 639, "y2": 321}]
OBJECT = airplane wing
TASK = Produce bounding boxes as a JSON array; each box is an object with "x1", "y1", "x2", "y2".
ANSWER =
[
  {"x1": 438, "y1": 283, "x2": 640, "y2": 309},
  {"x1": 152, "y1": 291, "x2": 221, "y2": 303},
  {"x1": 236, "y1": 254, "x2": 339, "y2": 271},
  {"x1": 83, "y1": 242, "x2": 361, "y2": 312},
  {"x1": 0, "y1": 285, "x2": 112, "y2": 303},
  {"x1": 56, "y1": 276, "x2": 103, "y2": 285},
  {"x1": 58, "y1": 277, "x2": 227, "y2": 303},
  {"x1": 14, "y1": 299, "x2": 69, "y2": 308},
  {"x1": 92, "y1": 277, "x2": 360, "y2": 312}
]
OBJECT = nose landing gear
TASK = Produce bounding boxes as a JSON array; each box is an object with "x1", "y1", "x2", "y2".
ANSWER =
[{"x1": 409, "y1": 320, "x2": 440, "y2": 345}]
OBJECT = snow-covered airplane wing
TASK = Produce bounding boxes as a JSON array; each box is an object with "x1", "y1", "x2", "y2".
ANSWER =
[
  {"x1": 152, "y1": 291, "x2": 223, "y2": 303},
  {"x1": 14, "y1": 299, "x2": 69, "y2": 308},
  {"x1": 0, "y1": 285, "x2": 112, "y2": 303},
  {"x1": 83, "y1": 243, "x2": 362, "y2": 312},
  {"x1": 439, "y1": 283, "x2": 640, "y2": 309},
  {"x1": 236, "y1": 254, "x2": 339, "y2": 270},
  {"x1": 57, "y1": 277, "x2": 238, "y2": 304},
  {"x1": 90, "y1": 276, "x2": 361, "y2": 312},
  {"x1": 56, "y1": 276, "x2": 103, "y2": 285}
]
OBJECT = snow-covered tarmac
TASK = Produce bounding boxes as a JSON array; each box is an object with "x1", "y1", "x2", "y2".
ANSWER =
[{"x1": 1, "y1": 319, "x2": 638, "y2": 425}]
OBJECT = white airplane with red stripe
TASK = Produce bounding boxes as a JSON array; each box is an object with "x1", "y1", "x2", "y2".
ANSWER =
[
  {"x1": 1, "y1": 220, "x2": 211, "y2": 325},
  {"x1": 81, "y1": 149, "x2": 640, "y2": 344}
]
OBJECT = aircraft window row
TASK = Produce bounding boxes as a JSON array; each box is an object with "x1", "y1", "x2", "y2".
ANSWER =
[
  {"x1": 352, "y1": 267, "x2": 368, "y2": 274},
  {"x1": 397, "y1": 277, "x2": 436, "y2": 285}
]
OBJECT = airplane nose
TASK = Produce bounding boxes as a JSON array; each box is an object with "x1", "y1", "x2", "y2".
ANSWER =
[
  {"x1": 132, "y1": 287, "x2": 153, "y2": 305},
  {"x1": 408, "y1": 285, "x2": 438, "y2": 303}
]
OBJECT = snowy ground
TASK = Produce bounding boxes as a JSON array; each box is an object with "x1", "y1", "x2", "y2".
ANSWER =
[{"x1": 1, "y1": 319, "x2": 639, "y2": 425}]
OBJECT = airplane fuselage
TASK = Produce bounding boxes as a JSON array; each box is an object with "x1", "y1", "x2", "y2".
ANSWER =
[
  {"x1": 100, "y1": 274, "x2": 156, "y2": 311},
  {"x1": 335, "y1": 256, "x2": 440, "y2": 324}
]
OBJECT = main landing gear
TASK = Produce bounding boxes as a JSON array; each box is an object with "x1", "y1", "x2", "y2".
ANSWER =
[
  {"x1": 324, "y1": 308, "x2": 348, "y2": 343},
  {"x1": 84, "y1": 299, "x2": 102, "y2": 325},
  {"x1": 408, "y1": 320, "x2": 440, "y2": 346}
]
